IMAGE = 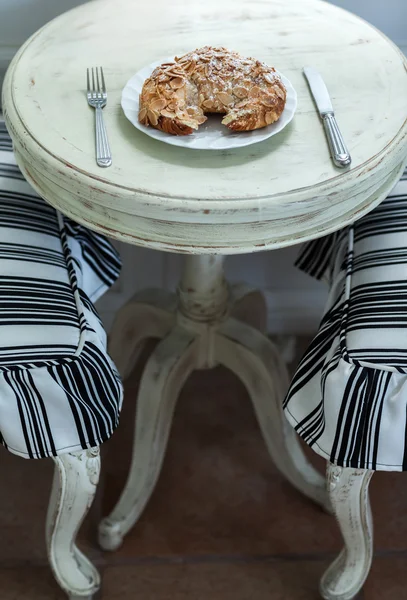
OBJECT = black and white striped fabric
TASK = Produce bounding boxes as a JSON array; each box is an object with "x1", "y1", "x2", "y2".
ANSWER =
[
  {"x1": 0, "y1": 119, "x2": 123, "y2": 459},
  {"x1": 284, "y1": 167, "x2": 407, "y2": 472}
]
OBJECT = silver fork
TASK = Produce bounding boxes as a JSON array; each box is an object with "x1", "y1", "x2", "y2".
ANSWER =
[{"x1": 87, "y1": 66, "x2": 112, "y2": 168}]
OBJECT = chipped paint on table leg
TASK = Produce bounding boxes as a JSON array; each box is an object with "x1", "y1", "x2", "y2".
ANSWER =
[{"x1": 99, "y1": 255, "x2": 329, "y2": 551}]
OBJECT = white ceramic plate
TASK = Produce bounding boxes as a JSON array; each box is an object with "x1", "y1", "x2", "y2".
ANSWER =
[{"x1": 121, "y1": 58, "x2": 297, "y2": 150}]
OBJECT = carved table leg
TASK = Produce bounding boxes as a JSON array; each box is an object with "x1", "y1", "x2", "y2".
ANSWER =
[
  {"x1": 320, "y1": 464, "x2": 374, "y2": 600},
  {"x1": 98, "y1": 327, "x2": 199, "y2": 551},
  {"x1": 216, "y1": 318, "x2": 329, "y2": 510},
  {"x1": 99, "y1": 255, "x2": 329, "y2": 551},
  {"x1": 108, "y1": 289, "x2": 176, "y2": 380},
  {"x1": 46, "y1": 448, "x2": 101, "y2": 600}
]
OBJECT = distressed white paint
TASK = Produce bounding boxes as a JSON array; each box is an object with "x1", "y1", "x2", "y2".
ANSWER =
[
  {"x1": 3, "y1": 0, "x2": 407, "y2": 255},
  {"x1": 321, "y1": 464, "x2": 374, "y2": 600},
  {"x1": 98, "y1": 263, "x2": 329, "y2": 551},
  {"x1": 0, "y1": 3, "x2": 403, "y2": 598},
  {"x1": 46, "y1": 448, "x2": 101, "y2": 600},
  {"x1": 0, "y1": 0, "x2": 406, "y2": 333},
  {"x1": 2, "y1": 5, "x2": 406, "y2": 574},
  {"x1": 162, "y1": 249, "x2": 329, "y2": 334}
]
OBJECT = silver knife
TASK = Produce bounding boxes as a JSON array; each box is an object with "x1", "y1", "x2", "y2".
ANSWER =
[{"x1": 303, "y1": 66, "x2": 351, "y2": 168}]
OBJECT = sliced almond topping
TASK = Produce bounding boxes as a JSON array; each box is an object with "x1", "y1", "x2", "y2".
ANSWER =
[
  {"x1": 217, "y1": 92, "x2": 234, "y2": 106},
  {"x1": 141, "y1": 47, "x2": 286, "y2": 133},
  {"x1": 235, "y1": 99, "x2": 249, "y2": 109},
  {"x1": 139, "y1": 107, "x2": 148, "y2": 122},
  {"x1": 261, "y1": 95, "x2": 276, "y2": 107},
  {"x1": 202, "y1": 99, "x2": 215, "y2": 109},
  {"x1": 248, "y1": 86, "x2": 261, "y2": 99},
  {"x1": 150, "y1": 98, "x2": 167, "y2": 112},
  {"x1": 183, "y1": 120, "x2": 199, "y2": 130},
  {"x1": 166, "y1": 71, "x2": 182, "y2": 79},
  {"x1": 221, "y1": 112, "x2": 237, "y2": 125},
  {"x1": 174, "y1": 87, "x2": 185, "y2": 99},
  {"x1": 264, "y1": 73, "x2": 277, "y2": 84},
  {"x1": 275, "y1": 85, "x2": 286, "y2": 99},
  {"x1": 161, "y1": 109, "x2": 176, "y2": 118},
  {"x1": 187, "y1": 60, "x2": 196, "y2": 71},
  {"x1": 233, "y1": 86, "x2": 248, "y2": 99},
  {"x1": 147, "y1": 110, "x2": 159, "y2": 126}
]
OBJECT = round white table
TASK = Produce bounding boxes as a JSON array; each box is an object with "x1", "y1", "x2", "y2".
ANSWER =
[{"x1": 3, "y1": 0, "x2": 407, "y2": 598}]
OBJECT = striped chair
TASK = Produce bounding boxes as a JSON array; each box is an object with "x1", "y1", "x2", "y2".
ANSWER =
[
  {"x1": 0, "y1": 119, "x2": 123, "y2": 599},
  {"x1": 284, "y1": 167, "x2": 407, "y2": 600}
]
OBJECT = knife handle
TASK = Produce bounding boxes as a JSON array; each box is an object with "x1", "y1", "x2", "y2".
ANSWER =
[{"x1": 322, "y1": 113, "x2": 351, "y2": 168}]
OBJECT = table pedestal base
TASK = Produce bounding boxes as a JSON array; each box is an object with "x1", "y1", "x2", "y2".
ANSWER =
[{"x1": 99, "y1": 256, "x2": 329, "y2": 551}]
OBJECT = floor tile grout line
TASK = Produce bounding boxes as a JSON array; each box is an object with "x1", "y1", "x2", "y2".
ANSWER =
[
  {"x1": 98, "y1": 548, "x2": 407, "y2": 567},
  {"x1": 102, "y1": 553, "x2": 335, "y2": 567},
  {"x1": 2, "y1": 547, "x2": 407, "y2": 570}
]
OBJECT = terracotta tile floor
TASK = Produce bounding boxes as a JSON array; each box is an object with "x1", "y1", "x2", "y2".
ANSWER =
[{"x1": 0, "y1": 338, "x2": 406, "y2": 598}]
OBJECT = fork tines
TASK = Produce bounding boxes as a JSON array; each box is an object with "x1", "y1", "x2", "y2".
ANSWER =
[{"x1": 87, "y1": 66, "x2": 107, "y2": 98}]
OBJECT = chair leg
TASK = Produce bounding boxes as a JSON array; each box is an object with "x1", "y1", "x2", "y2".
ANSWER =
[
  {"x1": 320, "y1": 464, "x2": 374, "y2": 600},
  {"x1": 46, "y1": 448, "x2": 101, "y2": 600}
]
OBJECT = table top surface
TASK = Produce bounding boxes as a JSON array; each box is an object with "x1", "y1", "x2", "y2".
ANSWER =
[{"x1": 3, "y1": 0, "x2": 407, "y2": 252}]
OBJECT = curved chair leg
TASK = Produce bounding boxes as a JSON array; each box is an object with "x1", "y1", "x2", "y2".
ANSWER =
[
  {"x1": 108, "y1": 289, "x2": 176, "y2": 380},
  {"x1": 98, "y1": 327, "x2": 199, "y2": 551},
  {"x1": 320, "y1": 464, "x2": 374, "y2": 600},
  {"x1": 216, "y1": 317, "x2": 330, "y2": 511},
  {"x1": 46, "y1": 448, "x2": 101, "y2": 600}
]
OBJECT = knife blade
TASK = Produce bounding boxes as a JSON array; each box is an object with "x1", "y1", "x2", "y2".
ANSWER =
[{"x1": 303, "y1": 66, "x2": 351, "y2": 168}]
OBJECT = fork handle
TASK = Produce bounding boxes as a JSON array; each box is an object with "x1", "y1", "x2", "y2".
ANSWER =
[{"x1": 95, "y1": 106, "x2": 112, "y2": 168}]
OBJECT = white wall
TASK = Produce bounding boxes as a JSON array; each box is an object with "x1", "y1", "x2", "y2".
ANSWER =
[
  {"x1": 330, "y1": 0, "x2": 407, "y2": 48},
  {"x1": 0, "y1": 0, "x2": 405, "y2": 332},
  {"x1": 0, "y1": 0, "x2": 87, "y2": 45}
]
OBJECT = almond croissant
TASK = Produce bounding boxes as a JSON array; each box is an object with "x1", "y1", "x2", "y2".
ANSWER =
[{"x1": 139, "y1": 46, "x2": 287, "y2": 135}]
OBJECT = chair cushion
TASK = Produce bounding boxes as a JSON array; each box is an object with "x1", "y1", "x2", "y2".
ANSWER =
[
  {"x1": 0, "y1": 120, "x2": 123, "y2": 458},
  {"x1": 284, "y1": 167, "x2": 407, "y2": 471}
]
